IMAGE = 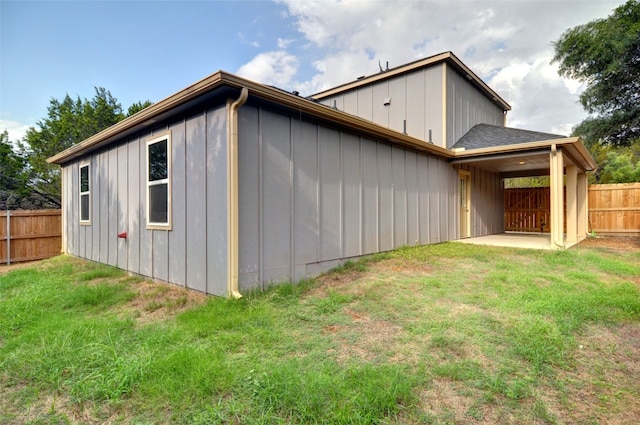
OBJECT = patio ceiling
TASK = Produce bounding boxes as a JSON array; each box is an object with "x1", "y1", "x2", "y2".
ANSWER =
[
  {"x1": 449, "y1": 123, "x2": 597, "y2": 178},
  {"x1": 449, "y1": 138, "x2": 596, "y2": 178}
]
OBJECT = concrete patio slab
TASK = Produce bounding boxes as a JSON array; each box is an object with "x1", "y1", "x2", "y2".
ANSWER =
[{"x1": 454, "y1": 232, "x2": 580, "y2": 250}]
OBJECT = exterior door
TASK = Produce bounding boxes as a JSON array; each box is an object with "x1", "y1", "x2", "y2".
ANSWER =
[{"x1": 459, "y1": 170, "x2": 471, "y2": 238}]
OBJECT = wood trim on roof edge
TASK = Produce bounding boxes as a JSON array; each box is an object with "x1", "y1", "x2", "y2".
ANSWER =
[
  {"x1": 48, "y1": 71, "x2": 453, "y2": 165},
  {"x1": 47, "y1": 65, "x2": 594, "y2": 172}
]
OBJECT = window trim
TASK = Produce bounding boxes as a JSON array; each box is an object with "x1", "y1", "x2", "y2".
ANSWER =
[
  {"x1": 79, "y1": 162, "x2": 91, "y2": 225},
  {"x1": 146, "y1": 131, "x2": 172, "y2": 230}
]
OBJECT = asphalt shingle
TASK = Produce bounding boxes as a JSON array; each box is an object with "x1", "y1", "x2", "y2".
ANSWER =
[{"x1": 453, "y1": 123, "x2": 566, "y2": 150}]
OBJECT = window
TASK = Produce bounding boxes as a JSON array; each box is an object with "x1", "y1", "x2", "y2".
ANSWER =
[
  {"x1": 146, "y1": 132, "x2": 172, "y2": 228},
  {"x1": 79, "y1": 163, "x2": 90, "y2": 224}
]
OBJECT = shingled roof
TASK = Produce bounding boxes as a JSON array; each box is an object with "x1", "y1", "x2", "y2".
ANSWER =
[{"x1": 453, "y1": 123, "x2": 566, "y2": 150}]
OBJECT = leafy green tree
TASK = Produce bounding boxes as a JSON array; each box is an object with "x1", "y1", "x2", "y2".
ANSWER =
[
  {"x1": 127, "y1": 100, "x2": 153, "y2": 116},
  {"x1": 20, "y1": 87, "x2": 136, "y2": 206},
  {"x1": 553, "y1": 0, "x2": 640, "y2": 146},
  {"x1": 596, "y1": 139, "x2": 640, "y2": 183},
  {"x1": 0, "y1": 131, "x2": 30, "y2": 209},
  {"x1": 504, "y1": 176, "x2": 550, "y2": 189}
]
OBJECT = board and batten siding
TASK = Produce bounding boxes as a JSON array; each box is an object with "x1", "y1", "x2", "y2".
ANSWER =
[
  {"x1": 446, "y1": 66, "x2": 505, "y2": 148},
  {"x1": 237, "y1": 104, "x2": 459, "y2": 291},
  {"x1": 62, "y1": 104, "x2": 230, "y2": 296},
  {"x1": 456, "y1": 164, "x2": 504, "y2": 236},
  {"x1": 317, "y1": 64, "x2": 445, "y2": 146},
  {"x1": 62, "y1": 100, "x2": 503, "y2": 296},
  {"x1": 317, "y1": 63, "x2": 505, "y2": 149}
]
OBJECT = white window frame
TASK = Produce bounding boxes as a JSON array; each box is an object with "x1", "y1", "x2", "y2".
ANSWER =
[
  {"x1": 146, "y1": 131, "x2": 172, "y2": 230},
  {"x1": 79, "y1": 162, "x2": 91, "y2": 224}
]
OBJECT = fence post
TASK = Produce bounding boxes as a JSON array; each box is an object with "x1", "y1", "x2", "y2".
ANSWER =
[{"x1": 6, "y1": 209, "x2": 10, "y2": 265}]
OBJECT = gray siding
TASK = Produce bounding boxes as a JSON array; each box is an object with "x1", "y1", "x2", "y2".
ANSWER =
[
  {"x1": 62, "y1": 104, "x2": 229, "y2": 296},
  {"x1": 127, "y1": 140, "x2": 140, "y2": 274},
  {"x1": 319, "y1": 63, "x2": 506, "y2": 149},
  {"x1": 318, "y1": 64, "x2": 445, "y2": 145},
  {"x1": 446, "y1": 66, "x2": 504, "y2": 148},
  {"x1": 237, "y1": 105, "x2": 459, "y2": 291},
  {"x1": 62, "y1": 99, "x2": 502, "y2": 296},
  {"x1": 205, "y1": 109, "x2": 229, "y2": 296},
  {"x1": 457, "y1": 164, "x2": 504, "y2": 236}
]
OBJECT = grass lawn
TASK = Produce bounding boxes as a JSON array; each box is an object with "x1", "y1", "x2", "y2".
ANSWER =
[{"x1": 1, "y1": 241, "x2": 639, "y2": 424}]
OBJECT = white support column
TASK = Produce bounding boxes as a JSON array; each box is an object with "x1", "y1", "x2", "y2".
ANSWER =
[
  {"x1": 577, "y1": 172, "x2": 588, "y2": 239},
  {"x1": 549, "y1": 145, "x2": 564, "y2": 249},
  {"x1": 566, "y1": 165, "x2": 578, "y2": 244}
]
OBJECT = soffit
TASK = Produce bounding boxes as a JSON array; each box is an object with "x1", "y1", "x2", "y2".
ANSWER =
[{"x1": 450, "y1": 140, "x2": 595, "y2": 177}]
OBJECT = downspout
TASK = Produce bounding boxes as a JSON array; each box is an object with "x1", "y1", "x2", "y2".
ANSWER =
[{"x1": 227, "y1": 87, "x2": 249, "y2": 298}]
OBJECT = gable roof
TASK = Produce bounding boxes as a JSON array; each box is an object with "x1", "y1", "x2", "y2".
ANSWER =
[
  {"x1": 452, "y1": 123, "x2": 566, "y2": 150},
  {"x1": 46, "y1": 53, "x2": 595, "y2": 174},
  {"x1": 311, "y1": 51, "x2": 511, "y2": 112}
]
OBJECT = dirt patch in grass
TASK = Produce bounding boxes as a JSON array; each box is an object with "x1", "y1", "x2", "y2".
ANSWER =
[
  {"x1": 542, "y1": 322, "x2": 640, "y2": 424},
  {"x1": 338, "y1": 307, "x2": 408, "y2": 363},
  {"x1": 306, "y1": 269, "x2": 365, "y2": 298},
  {"x1": 370, "y1": 257, "x2": 434, "y2": 276},
  {"x1": 121, "y1": 279, "x2": 209, "y2": 325},
  {"x1": 0, "y1": 260, "x2": 44, "y2": 274},
  {"x1": 577, "y1": 235, "x2": 640, "y2": 253},
  {"x1": 419, "y1": 379, "x2": 478, "y2": 423}
]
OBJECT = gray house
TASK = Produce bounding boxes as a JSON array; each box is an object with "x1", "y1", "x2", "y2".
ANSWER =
[{"x1": 48, "y1": 51, "x2": 596, "y2": 297}]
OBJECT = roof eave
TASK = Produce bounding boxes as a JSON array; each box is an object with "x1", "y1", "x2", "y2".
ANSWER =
[
  {"x1": 47, "y1": 71, "x2": 228, "y2": 165},
  {"x1": 452, "y1": 137, "x2": 598, "y2": 172},
  {"x1": 48, "y1": 71, "x2": 454, "y2": 165}
]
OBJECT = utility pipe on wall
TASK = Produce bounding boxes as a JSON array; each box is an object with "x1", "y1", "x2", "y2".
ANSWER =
[{"x1": 226, "y1": 87, "x2": 249, "y2": 299}]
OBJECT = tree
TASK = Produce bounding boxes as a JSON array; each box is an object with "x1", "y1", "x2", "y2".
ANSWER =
[
  {"x1": 127, "y1": 100, "x2": 154, "y2": 116},
  {"x1": 553, "y1": 0, "x2": 640, "y2": 147},
  {"x1": 597, "y1": 139, "x2": 640, "y2": 183},
  {"x1": 20, "y1": 88, "x2": 152, "y2": 207},
  {"x1": 0, "y1": 131, "x2": 29, "y2": 209}
]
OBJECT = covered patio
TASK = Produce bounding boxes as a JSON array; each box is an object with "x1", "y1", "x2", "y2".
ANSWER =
[
  {"x1": 454, "y1": 232, "x2": 580, "y2": 250},
  {"x1": 450, "y1": 124, "x2": 598, "y2": 249}
]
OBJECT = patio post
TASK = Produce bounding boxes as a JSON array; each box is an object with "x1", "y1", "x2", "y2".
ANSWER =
[
  {"x1": 577, "y1": 172, "x2": 588, "y2": 239},
  {"x1": 549, "y1": 145, "x2": 564, "y2": 248},
  {"x1": 566, "y1": 165, "x2": 578, "y2": 244}
]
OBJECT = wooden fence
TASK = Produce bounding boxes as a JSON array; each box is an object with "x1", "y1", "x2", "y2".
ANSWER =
[
  {"x1": 504, "y1": 187, "x2": 566, "y2": 233},
  {"x1": 0, "y1": 210, "x2": 62, "y2": 264},
  {"x1": 505, "y1": 183, "x2": 640, "y2": 235},
  {"x1": 588, "y1": 183, "x2": 640, "y2": 235}
]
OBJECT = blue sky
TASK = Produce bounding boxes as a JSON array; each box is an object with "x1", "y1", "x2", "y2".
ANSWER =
[{"x1": 0, "y1": 0, "x2": 625, "y2": 143}]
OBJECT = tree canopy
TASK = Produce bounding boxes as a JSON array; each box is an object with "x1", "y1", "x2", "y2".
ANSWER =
[
  {"x1": 553, "y1": 0, "x2": 640, "y2": 147},
  {"x1": 1, "y1": 88, "x2": 153, "y2": 209},
  {"x1": 0, "y1": 131, "x2": 30, "y2": 209}
]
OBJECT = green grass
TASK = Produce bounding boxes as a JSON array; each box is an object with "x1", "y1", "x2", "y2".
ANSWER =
[{"x1": 1, "y1": 242, "x2": 639, "y2": 424}]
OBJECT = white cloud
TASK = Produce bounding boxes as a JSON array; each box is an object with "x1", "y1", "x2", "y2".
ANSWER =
[
  {"x1": 238, "y1": 32, "x2": 260, "y2": 48},
  {"x1": 260, "y1": 0, "x2": 623, "y2": 135},
  {"x1": 236, "y1": 50, "x2": 299, "y2": 88},
  {"x1": 277, "y1": 38, "x2": 295, "y2": 48},
  {"x1": 0, "y1": 119, "x2": 33, "y2": 143}
]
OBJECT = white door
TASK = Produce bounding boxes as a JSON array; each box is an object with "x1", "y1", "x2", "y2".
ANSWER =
[{"x1": 459, "y1": 171, "x2": 471, "y2": 238}]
